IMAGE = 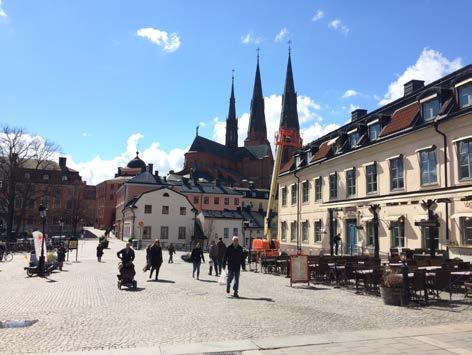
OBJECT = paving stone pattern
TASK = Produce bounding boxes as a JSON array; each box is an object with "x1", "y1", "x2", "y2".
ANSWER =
[{"x1": 0, "y1": 235, "x2": 471, "y2": 354}]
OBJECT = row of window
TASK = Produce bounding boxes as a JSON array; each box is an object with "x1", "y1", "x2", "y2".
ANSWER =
[
  {"x1": 14, "y1": 197, "x2": 75, "y2": 210},
  {"x1": 144, "y1": 205, "x2": 187, "y2": 216},
  {"x1": 282, "y1": 139, "x2": 472, "y2": 204},
  {"x1": 143, "y1": 226, "x2": 187, "y2": 239},
  {"x1": 223, "y1": 228, "x2": 239, "y2": 239},
  {"x1": 192, "y1": 196, "x2": 240, "y2": 205},
  {"x1": 19, "y1": 173, "x2": 69, "y2": 181},
  {"x1": 280, "y1": 218, "x2": 472, "y2": 247}
]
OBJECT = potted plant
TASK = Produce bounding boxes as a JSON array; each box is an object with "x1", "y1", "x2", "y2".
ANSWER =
[{"x1": 380, "y1": 269, "x2": 404, "y2": 306}]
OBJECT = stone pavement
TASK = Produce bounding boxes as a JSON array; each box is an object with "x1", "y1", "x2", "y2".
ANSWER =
[{"x1": 0, "y1": 234, "x2": 471, "y2": 354}]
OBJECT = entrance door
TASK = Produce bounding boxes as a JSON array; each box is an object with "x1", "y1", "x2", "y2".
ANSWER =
[{"x1": 346, "y1": 219, "x2": 358, "y2": 255}]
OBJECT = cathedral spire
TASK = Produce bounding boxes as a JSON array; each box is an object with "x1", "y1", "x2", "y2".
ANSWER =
[
  {"x1": 280, "y1": 45, "x2": 301, "y2": 165},
  {"x1": 245, "y1": 49, "x2": 268, "y2": 147},
  {"x1": 225, "y1": 70, "x2": 238, "y2": 149},
  {"x1": 280, "y1": 44, "x2": 299, "y2": 131}
]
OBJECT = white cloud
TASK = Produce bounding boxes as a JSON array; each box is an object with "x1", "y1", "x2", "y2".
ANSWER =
[
  {"x1": 65, "y1": 134, "x2": 188, "y2": 185},
  {"x1": 212, "y1": 94, "x2": 335, "y2": 150},
  {"x1": 329, "y1": 19, "x2": 350, "y2": 34},
  {"x1": 0, "y1": 0, "x2": 6, "y2": 18},
  {"x1": 274, "y1": 28, "x2": 289, "y2": 42},
  {"x1": 342, "y1": 89, "x2": 358, "y2": 98},
  {"x1": 312, "y1": 10, "x2": 324, "y2": 22},
  {"x1": 136, "y1": 27, "x2": 181, "y2": 53},
  {"x1": 379, "y1": 48, "x2": 463, "y2": 105},
  {"x1": 241, "y1": 32, "x2": 262, "y2": 45}
]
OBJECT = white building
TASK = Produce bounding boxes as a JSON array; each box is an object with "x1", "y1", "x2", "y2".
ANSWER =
[{"x1": 122, "y1": 187, "x2": 194, "y2": 249}]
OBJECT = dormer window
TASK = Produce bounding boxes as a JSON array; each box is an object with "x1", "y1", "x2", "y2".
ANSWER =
[
  {"x1": 421, "y1": 97, "x2": 440, "y2": 122},
  {"x1": 458, "y1": 84, "x2": 472, "y2": 108},
  {"x1": 368, "y1": 120, "x2": 381, "y2": 141},
  {"x1": 295, "y1": 155, "x2": 301, "y2": 167},
  {"x1": 348, "y1": 130, "x2": 360, "y2": 148}
]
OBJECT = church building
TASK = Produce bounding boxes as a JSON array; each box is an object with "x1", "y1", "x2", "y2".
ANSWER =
[{"x1": 177, "y1": 51, "x2": 300, "y2": 189}]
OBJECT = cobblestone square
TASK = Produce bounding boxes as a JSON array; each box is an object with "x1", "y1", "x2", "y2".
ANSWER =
[{"x1": 0, "y1": 235, "x2": 471, "y2": 354}]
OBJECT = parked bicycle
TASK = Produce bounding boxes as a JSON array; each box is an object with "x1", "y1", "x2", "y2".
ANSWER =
[{"x1": 0, "y1": 249, "x2": 13, "y2": 262}]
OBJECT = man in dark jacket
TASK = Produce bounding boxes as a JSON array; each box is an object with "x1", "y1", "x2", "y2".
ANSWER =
[
  {"x1": 216, "y1": 237, "x2": 226, "y2": 275},
  {"x1": 117, "y1": 243, "x2": 135, "y2": 263},
  {"x1": 149, "y1": 240, "x2": 163, "y2": 280},
  {"x1": 224, "y1": 236, "x2": 245, "y2": 298}
]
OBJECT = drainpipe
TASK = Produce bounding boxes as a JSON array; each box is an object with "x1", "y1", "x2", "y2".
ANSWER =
[
  {"x1": 434, "y1": 121, "x2": 449, "y2": 242},
  {"x1": 294, "y1": 170, "x2": 302, "y2": 255}
]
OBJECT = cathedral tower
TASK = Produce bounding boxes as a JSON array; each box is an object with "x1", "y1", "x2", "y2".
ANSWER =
[
  {"x1": 225, "y1": 72, "x2": 238, "y2": 149},
  {"x1": 280, "y1": 48, "x2": 300, "y2": 165},
  {"x1": 244, "y1": 52, "x2": 269, "y2": 147}
]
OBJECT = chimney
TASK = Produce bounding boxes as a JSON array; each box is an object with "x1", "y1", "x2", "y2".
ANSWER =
[
  {"x1": 154, "y1": 170, "x2": 159, "y2": 177},
  {"x1": 351, "y1": 109, "x2": 368, "y2": 122},
  {"x1": 148, "y1": 164, "x2": 153, "y2": 173},
  {"x1": 404, "y1": 80, "x2": 425, "y2": 96},
  {"x1": 59, "y1": 157, "x2": 67, "y2": 168}
]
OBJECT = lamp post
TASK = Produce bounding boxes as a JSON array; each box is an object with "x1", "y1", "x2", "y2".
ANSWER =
[
  {"x1": 59, "y1": 218, "x2": 64, "y2": 243},
  {"x1": 243, "y1": 220, "x2": 251, "y2": 269},
  {"x1": 38, "y1": 204, "x2": 47, "y2": 277},
  {"x1": 369, "y1": 204, "x2": 381, "y2": 262}
]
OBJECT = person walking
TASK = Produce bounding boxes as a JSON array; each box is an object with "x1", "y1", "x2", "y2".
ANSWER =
[
  {"x1": 224, "y1": 236, "x2": 245, "y2": 298},
  {"x1": 333, "y1": 233, "x2": 342, "y2": 256},
  {"x1": 57, "y1": 243, "x2": 66, "y2": 271},
  {"x1": 143, "y1": 243, "x2": 152, "y2": 272},
  {"x1": 216, "y1": 237, "x2": 226, "y2": 275},
  {"x1": 191, "y1": 243, "x2": 205, "y2": 280},
  {"x1": 96, "y1": 242, "x2": 104, "y2": 262},
  {"x1": 149, "y1": 240, "x2": 163, "y2": 280},
  {"x1": 168, "y1": 243, "x2": 176, "y2": 263},
  {"x1": 208, "y1": 240, "x2": 219, "y2": 276}
]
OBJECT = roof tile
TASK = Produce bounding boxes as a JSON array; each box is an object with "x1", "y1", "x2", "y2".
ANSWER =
[
  {"x1": 380, "y1": 102, "x2": 419, "y2": 137},
  {"x1": 310, "y1": 141, "x2": 331, "y2": 162}
]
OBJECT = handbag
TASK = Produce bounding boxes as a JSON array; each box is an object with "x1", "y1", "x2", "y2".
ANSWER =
[{"x1": 218, "y1": 269, "x2": 227, "y2": 285}]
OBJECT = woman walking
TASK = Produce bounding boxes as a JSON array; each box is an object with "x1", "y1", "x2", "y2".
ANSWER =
[
  {"x1": 96, "y1": 242, "x2": 104, "y2": 262},
  {"x1": 168, "y1": 243, "x2": 176, "y2": 263},
  {"x1": 191, "y1": 243, "x2": 205, "y2": 280},
  {"x1": 149, "y1": 240, "x2": 163, "y2": 281}
]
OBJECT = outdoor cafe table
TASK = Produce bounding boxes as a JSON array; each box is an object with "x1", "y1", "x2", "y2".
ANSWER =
[{"x1": 418, "y1": 266, "x2": 442, "y2": 271}]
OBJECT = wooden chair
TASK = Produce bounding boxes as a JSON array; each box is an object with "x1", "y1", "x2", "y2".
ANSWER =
[
  {"x1": 432, "y1": 270, "x2": 452, "y2": 301},
  {"x1": 409, "y1": 270, "x2": 428, "y2": 305}
]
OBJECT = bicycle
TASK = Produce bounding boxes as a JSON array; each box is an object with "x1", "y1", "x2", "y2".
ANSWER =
[{"x1": 0, "y1": 250, "x2": 13, "y2": 262}]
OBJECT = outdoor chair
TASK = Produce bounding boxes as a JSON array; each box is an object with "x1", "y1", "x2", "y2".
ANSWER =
[
  {"x1": 465, "y1": 282, "x2": 472, "y2": 298},
  {"x1": 458, "y1": 262, "x2": 471, "y2": 271},
  {"x1": 364, "y1": 266, "x2": 383, "y2": 293},
  {"x1": 432, "y1": 270, "x2": 452, "y2": 301},
  {"x1": 409, "y1": 270, "x2": 428, "y2": 305},
  {"x1": 430, "y1": 258, "x2": 443, "y2": 267},
  {"x1": 316, "y1": 262, "x2": 335, "y2": 284},
  {"x1": 415, "y1": 259, "x2": 430, "y2": 267}
]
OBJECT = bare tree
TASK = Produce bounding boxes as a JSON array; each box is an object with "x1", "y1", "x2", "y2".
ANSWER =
[{"x1": 0, "y1": 126, "x2": 60, "y2": 237}]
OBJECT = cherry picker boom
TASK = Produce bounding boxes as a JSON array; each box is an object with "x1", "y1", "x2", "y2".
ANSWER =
[{"x1": 264, "y1": 127, "x2": 302, "y2": 242}]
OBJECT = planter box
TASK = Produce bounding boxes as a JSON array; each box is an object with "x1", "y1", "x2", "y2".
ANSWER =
[{"x1": 380, "y1": 286, "x2": 403, "y2": 306}]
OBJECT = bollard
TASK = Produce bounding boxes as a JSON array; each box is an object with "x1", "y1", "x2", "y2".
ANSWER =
[{"x1": 401, "y1": 260, "x2": 410, "y2": 306}]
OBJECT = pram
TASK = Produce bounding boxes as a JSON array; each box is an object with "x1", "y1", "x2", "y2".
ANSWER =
[{"x1": 117, "y1": 261, "x2": 137, "y2": 290}]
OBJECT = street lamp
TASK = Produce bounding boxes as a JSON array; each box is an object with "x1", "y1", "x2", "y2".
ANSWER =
[{"x1": 38, "y1": 203, "x2": 47, "y2": 277}]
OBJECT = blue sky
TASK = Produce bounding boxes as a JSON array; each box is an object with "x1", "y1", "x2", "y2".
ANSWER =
[{"x1": 1, "y1": 0, "x2": 471, "y2": 184}]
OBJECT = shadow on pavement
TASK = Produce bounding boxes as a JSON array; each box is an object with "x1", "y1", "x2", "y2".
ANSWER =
[
  {"x1": 228, "y1": 296, "x2": 275, "y2": 302},
  {"x1": 122, "y1": 287, "x2": 145, "y2": 292},
  {"x1": 290, "y1": 285, "x2": 331, "y2": 291},
  {"x1": 146, "y1": 279, "x2": 175, "y2": 283},
  {"x1": 198, "y1": 279, "x2": 217, "y2": 283}
]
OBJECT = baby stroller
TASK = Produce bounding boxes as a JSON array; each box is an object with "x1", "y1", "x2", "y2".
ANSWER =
[{"x1": 117, "y1": 261, "x2": 137, "y2": 290}]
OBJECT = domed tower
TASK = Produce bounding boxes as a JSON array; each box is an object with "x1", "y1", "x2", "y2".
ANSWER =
[{"x1": 126, "y1": 151, "x2": 147, "y2": 173}]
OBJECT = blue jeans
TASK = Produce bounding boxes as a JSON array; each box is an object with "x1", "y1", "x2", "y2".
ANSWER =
[
  {"x1": 227, "y1": 269, "x2": 240, "y2": 292},
  {"x1": 193, "y1": 261, "x2": 201, "y2": 278}
]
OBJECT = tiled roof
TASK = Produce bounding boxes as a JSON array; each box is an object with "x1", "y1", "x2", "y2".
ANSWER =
[
  {"x1": 380, "y1": 102, "x2": 419, "y2": 137},
  {"x1": 189, "y1": 135, "x2": 271, "y2": 162},
  {"x1": 311, "y1": 141, "x2": 331, "y2": 162},
  {"x1": 280, "y1": 157, "x2": 294, "y2": 173},
  {"x1": 127, "y1": 171, "x2": 167, "y2": 185},
  {"x1": 201, "y1": 209, "x2": 265, "y2": 225}
]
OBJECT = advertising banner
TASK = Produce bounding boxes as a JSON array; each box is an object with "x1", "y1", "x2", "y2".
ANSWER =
[{"x1": 32, "y1": 231, "x2": 47, "y2": 261}]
